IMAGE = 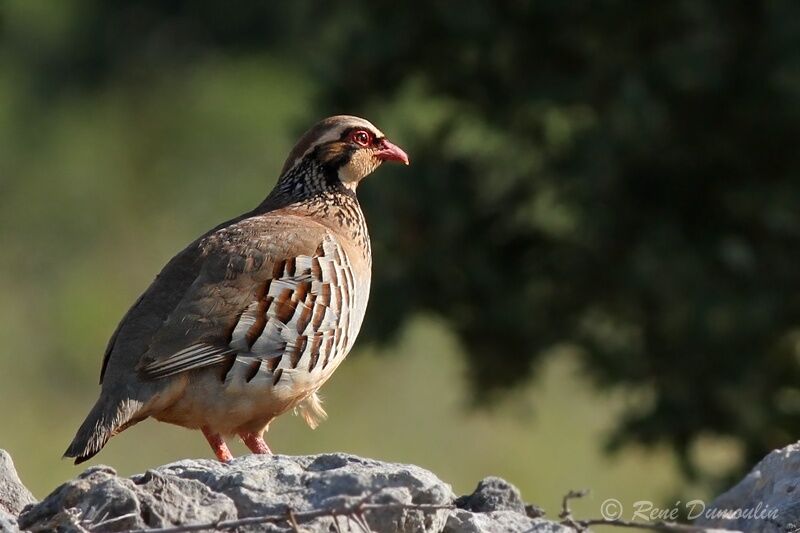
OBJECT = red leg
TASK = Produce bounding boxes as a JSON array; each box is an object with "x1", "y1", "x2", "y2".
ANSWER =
[
  {"x1": 239, "y1": 432, "x2": 272, "y2": 455},
  {"x1": 202, "y1": 426, "x2": 233, "y2": 462}
]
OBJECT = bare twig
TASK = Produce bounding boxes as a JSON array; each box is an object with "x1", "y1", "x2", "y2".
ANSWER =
[
  {"x1": 555, "y1": 489, "x2": 737, "y2": 533},
  {"x1": 88, "y1": 482, "x2": 729, "y2": 533},
  {"x1": 559, "y1": 488, "x2": 591, "y2": 531},
  {"x1": 353, "y1": 511, "x2": 372, "y2": 533},
  {"x1": 576, "y1": 518, "x2": 719, "y2": 532},
  {"x1": 90, "y1": 512, "x2": 140, "y2": 531},
  {"x1": 330, "y1": 512, "x2": 343, "y2": 533},
  {"x1": 116, "y1": 489, "x2": 453, "y2": 533},
  {"x1": 286, "y1": 509, "x2": 301, "y2": 533},
  {"x1": 64, "y1": 508, "x2": 91, "y2": 533}
]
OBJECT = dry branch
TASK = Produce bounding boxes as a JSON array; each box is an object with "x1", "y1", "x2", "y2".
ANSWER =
[
  {"x1": 557, "y1": 488, "x2": 735, "y2": 533},
  {"x1": 108, "y1": 488, "x2": 453, "y2": 533},
  {"x1": 49, "y1": 484, "x2": 736, "y2": 533}
]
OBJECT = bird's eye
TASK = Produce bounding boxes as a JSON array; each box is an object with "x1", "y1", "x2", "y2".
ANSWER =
[{"x1": 350, "y1": 130, "x2": 372, "y2": 147}]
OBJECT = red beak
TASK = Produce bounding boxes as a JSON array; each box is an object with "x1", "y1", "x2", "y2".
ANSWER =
[{"x1": 375, "y1": 138, "x2": 410, "y2": 165}]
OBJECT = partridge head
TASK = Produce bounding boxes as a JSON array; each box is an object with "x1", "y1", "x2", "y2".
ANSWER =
[{"x1": 65, "y1": 115, "x2": 408, "y2": 463}]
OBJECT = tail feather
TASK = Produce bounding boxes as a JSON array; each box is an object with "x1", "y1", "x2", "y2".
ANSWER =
[{"x1": 64, "y1": 397, "x2": 142, "y2": 464}]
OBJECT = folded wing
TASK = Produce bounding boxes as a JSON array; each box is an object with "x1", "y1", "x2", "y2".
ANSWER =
[{"x1": 135, "y1": 212, "x2": 353, "y2": 384}]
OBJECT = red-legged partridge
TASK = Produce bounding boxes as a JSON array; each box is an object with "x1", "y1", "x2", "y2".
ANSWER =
[{"x1": 65, "y1": 115, "x2": 409, "y2": 463}]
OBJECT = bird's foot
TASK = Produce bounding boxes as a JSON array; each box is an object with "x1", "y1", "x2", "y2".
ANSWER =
[
  {"x1": 201, "y1": 426, "x2": 233, "y2": 462},
  {"x1": 239, "y1": 432, "x2": 272, "y2": 455}
]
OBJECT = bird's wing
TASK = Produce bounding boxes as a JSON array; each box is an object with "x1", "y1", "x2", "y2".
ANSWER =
[{"x1": 132, "y1": 212, "x2": 348, "y2": 380}]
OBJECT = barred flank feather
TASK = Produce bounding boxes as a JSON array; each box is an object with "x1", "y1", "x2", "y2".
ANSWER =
[{"x1": 63, "y1": 398, "x2": 142, "y2": 464}]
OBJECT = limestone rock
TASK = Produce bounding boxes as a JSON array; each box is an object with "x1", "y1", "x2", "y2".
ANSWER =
[
  {"x1": 0, "y1": 511, "x2": 19, "y2": 533},
  {"x1": 19, "y1": 453, "x2": 565, "y2": 532},
  {"x1": 445, "y1": 509, "x2": 569, "y2": 533},
  {"x1": 0, "y1": 448, "x2": 34, "y2": 533},
  {"x1": 696, "y1": 441, "x2": 800, "y2": 532},
  {"x1": 455, "y1": 476, "x2": 527, "y2": 514},
  {"x1": 0, "y1": 450, "x2": 35, "y2": 518}
]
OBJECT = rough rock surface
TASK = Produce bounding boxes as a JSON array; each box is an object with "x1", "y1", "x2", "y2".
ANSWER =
[
  {"x1": 0, "y1": 450, "x2": 35, "y2": 533},
  {"x1": 444, "y1": 510, "x2": 566, "y2": 533},
  {"x1": 455, "y1": 476, "x2": 526, "y2": 514},
  {"x1": 0, "y1": 513, "x2": 19, "y2": 533},
  {"x1": 0, "y1": 451, "x2": 35, "y2": 517},
  {"x1": 695, "y1": 441, "x2": 800, "y2": 532},
  {"x1": 16, "y1": 453, "x2": 568, "y2": 532},
  {"x1": 16, "y1": 441, "x2": 800, "y2": 532}
]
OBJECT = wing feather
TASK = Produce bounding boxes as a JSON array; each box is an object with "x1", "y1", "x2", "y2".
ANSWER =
[{"x1": 133, "y1": 212, "x2": 340, "y2": 380}]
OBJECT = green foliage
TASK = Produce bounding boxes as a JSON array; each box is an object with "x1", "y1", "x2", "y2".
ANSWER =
[
  {"x1": 312, "y1": 1, "x2": 800, "y2": 482},
  {"x1": 2, "y1": 0, "x2": 799, "y2": 489}
]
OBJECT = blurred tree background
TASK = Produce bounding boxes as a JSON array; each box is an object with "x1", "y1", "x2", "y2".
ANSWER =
[{"x1": 2, "y1": 0, "x2": 800, "y2": 517}]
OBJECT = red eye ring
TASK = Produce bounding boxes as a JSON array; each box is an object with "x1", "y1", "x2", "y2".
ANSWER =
[{"x1": 350, "y1": 129, "x2": 372, "y2": 147}]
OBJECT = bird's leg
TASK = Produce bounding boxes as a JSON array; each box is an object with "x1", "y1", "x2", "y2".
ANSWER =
[
  {"x1": 201, "y1": 426, "x2": 233, "y2": 462},
  {"x1": 239, "y1": 432, "x2": 272, "y2": 455}
]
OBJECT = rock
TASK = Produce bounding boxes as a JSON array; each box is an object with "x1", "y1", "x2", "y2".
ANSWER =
[
  {"x1": 18, "y1": 453, "x2": 564, "y2": 532},
  {"x1": 696, "y1": 441, "x2": 800, "y2": 532},
  {"x1": 0, "y1": 512, "x2": 19, "y2": 533},
  {"x1": 0, "y1": 450, "x2": 35, "y2": 518},
  {"x1": 444, "y1": 510, "x2": 569, "y2": 533},
  {"x1": 449, "y1": 477, "x2": 569, "y2": 532},
  {"x1": 455, "y1": 477, "x2": 526, "y2": 514}
]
